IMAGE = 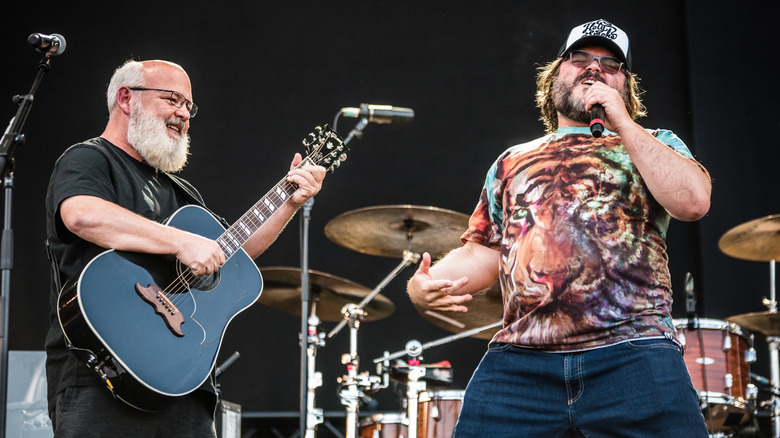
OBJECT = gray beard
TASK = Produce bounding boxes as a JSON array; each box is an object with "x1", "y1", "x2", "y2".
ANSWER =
[{"x1": 127, "y1": 104, "x2": 190, "y2": 173}]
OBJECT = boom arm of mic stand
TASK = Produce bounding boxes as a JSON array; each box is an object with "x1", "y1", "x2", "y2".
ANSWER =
[{"x1": 341, "y1": 117, "x2": 369, "y2": 145}]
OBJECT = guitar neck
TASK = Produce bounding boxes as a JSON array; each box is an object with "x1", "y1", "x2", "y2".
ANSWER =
[{"x1": 215, "y1": 165, "x2": 303, "y2": 259}]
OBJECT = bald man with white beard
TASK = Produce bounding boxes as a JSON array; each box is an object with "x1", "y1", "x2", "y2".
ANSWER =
[{"x1": 44, "y1": 59, "x2": 327, "y2": 437}]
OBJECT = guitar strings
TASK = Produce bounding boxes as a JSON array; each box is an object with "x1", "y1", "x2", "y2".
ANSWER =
[
  {"x1": 159, "y1": 164, "x2": 310, "y2": 309},
  {"x1": 155, "y1": 131, "x2": 339, "y2": 312}
]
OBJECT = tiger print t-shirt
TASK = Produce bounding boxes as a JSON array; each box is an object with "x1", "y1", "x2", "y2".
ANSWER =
[{"x1": 462, "y1": 126, "x2": 708, "y2": 352}]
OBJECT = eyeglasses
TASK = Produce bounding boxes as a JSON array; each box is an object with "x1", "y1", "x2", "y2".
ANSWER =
[
  {"x1": 567, "y1": 50, "x2": 625, "y2": 74},
  {"x1": 129, "y1": 87, "x2": 198, "y2": 117}
]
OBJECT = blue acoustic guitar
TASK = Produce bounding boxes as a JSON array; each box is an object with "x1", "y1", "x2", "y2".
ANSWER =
[{"x1": 57, "y1": 126, "x2": 346, "y2": 411}]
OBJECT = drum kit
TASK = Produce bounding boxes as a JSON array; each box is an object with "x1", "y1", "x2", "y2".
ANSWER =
[
  {"x1": 258, "y1": 204, "x2": 498, "y2": 438},
  {"x1": 257, "y1": 207, "x2": 780, "y2": 438},
  {"x1": 684, "y1": 213, "x2": 780, "y2": 438}
]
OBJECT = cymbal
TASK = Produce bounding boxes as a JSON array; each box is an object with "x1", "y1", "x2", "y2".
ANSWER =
[
  {"x1": 414, "y1": 281, "x2": 503, "y2": 340},
  {"x1": 324, "y1": 205, "x2": 470, "y2": 258},
  {"x1": 726, "y1": 311, "x2": 780, "y2": 336},
  {"x1": 258, "y1": 267, "x2": 395, "y2": 322},
  {"x1": 718, "y1": 214, "x2": 780, "y2": 262}
]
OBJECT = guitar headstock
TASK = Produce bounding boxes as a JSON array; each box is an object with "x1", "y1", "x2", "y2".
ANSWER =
[{"x1": 302, "y1": 125, "x2": 348, "y2": 173}]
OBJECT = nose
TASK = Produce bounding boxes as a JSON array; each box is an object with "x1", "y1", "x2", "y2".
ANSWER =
[
  {"x1": 174, "y1": 105, "x2": 191, "y2": 121},
  {"x1": 586, "y1": 58, "x2": 602, "y2": 71}
]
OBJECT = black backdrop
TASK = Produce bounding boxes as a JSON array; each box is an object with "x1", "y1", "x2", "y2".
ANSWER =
[{"x1": 1, "y1": 0, "x2": 777, "y2": 427}]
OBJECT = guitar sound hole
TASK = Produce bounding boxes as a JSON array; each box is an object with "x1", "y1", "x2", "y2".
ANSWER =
[
  {"x1": 175, "y1": 261, "x2": 221, "y2": 292},
  {"x1": 190, "y1": 270, "x2": 221, "y2": 291}
]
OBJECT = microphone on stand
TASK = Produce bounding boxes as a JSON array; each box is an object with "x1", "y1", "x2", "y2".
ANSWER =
[
  {"x1": 27, "y1": 33, "x2": 67, "y2": 56},
  {"x1": 340, "y1": 104, "x2": 414, "y2": 124},
  {"x1": 589, "y1": 104, "x2": 605, "y2": 138},
  {"x1": 685, "y1": 272, "x2": 697, "y2": 330}
]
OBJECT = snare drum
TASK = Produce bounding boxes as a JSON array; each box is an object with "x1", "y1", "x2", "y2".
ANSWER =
[
  {"x1": 674, "y1": 318, "x2": 754, "y2": 432},
  {"x1": 359, "y1": 413, "x2": 407, "y2": 438},
  {"x1": 417, "y1": 390, "x2": 465, "y2": 438}
]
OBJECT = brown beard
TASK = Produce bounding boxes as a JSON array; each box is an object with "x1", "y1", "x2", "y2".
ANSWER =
[{"x1": 551, "y1": 71, "x2": 628, "y2": 125}]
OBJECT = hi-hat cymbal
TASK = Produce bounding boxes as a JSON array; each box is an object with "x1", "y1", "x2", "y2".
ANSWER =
[
  {"x1": 414, "y1": 281, "x2": 503, "y2": 340},
  {"x1": 258, "y1": 267, "x2": 394, "y2": 322},
  {"x1": 324, "y1": 205, "x2": 470, "y2": 258},
  {"x1": 718, "y1": 214, "x2": 780, "y2": 262},
  {"x1": 726, "y1": 311, "x2": 780, "y2": 337}
]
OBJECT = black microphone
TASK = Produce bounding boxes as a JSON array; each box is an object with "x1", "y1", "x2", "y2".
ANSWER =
[
  {"x1": 27, "y1": 33, "x2": 67, "y2": 56},
  {"x1": 685, "y1": 272, "x2": 696, "y2": 329},
  {"x1": 589, "y1": 104, "x2": 605, "y2": 138},
  {"x1": 340, "y1": 103, "x2": 414, "y2": 124}
]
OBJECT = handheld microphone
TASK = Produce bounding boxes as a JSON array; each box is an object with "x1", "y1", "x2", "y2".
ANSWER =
[
  {"x1": 340, "y1": 104, "x2": 414, "y2": 124},
  {"x1": 589, "y1": 104, "x2": 605, "y2": 138},
  {"x1": 27, "y1": 33, "x2": 67, "y2": 56}
]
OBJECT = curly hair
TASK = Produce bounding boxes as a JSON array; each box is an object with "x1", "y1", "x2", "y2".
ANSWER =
[{"x1": 535, "y1": 58, "x2": 647, "y2": 134}]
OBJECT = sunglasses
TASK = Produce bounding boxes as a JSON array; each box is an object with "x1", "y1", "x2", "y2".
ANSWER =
[{"x1": 567, "y1": 50, "x2": 625, "y2": 74}]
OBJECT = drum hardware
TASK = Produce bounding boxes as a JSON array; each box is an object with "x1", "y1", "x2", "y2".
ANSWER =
[
  {"x1": 720, "y1": 214, "x2": 780, "y2": 437},
  {"x1": 323, "y1": 205, "x2": 470, "y2": 260},
  {"x1": 336, "y1": 303, "x2": 389, "y2": 438},
  {"x1": 321, "y1": 204, "x2": 472, "y2": 437},
  {"x1": 257, "y1": 266, "x2": 393, "y2": 438},
  {"x1": 304, "y1": 313, "x2": 326, "y2": 438},
  {"x1": 368, "y1": 321, "x2": 501, "y2": 438},
  {"x1": 258, "y1": 267, "x2": 395, "y2": 323},
  {"x1": 675, "y1": 318, "x2": 754, "y2": 433}
]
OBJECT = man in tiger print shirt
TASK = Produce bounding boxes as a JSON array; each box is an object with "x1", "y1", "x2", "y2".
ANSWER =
[{"x1": 408, "y1": 19, "x2": 711, "y2": 437}]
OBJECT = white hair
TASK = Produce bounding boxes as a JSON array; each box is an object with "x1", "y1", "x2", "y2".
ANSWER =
[{"x1": 106, "y1": 60, "x2": 145, "y2": 114}]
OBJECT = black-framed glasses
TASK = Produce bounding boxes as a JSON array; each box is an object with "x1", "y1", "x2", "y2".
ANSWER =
[
  {"x1": 567, "y1": 50, "x2": 625, "y2": 74},
  {"x1": 129, "y1": 87, "x2": 198, "y2": 117}
]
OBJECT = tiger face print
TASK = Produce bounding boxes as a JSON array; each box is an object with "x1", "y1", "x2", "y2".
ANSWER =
[{"x1": 464, "y1": 129, "x2": 685, "y2": 350}]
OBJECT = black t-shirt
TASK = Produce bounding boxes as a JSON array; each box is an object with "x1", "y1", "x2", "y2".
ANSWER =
[{"x1": 43, "y1": 137, "x2": 206, "y2": 411}]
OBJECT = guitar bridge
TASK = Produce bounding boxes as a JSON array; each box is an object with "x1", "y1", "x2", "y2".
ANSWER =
[{"x1": 135, "y1": 283, "x2": 185, "y2": 337}]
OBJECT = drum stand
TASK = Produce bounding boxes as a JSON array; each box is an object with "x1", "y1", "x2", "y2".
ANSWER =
[
  {"x1": 304, "y1": 311, "x2": 326, "y2": 438},
  {"x1": 329, "y1": 250, "x2": 420, "y2": 438},
  {"x1": 373, "y1": 320, "x2": 503, "y2": 438},
  {"x1": 766, "y1": 260, "x2": 779, "y2": 438}
]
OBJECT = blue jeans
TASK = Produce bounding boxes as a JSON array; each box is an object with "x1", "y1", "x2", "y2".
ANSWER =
[{"x1": 453, "y1": 339, "x2": 709, "y2": 438}]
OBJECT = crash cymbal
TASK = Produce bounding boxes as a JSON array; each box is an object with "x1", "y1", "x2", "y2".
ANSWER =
[
  {"x1": 258, "y1": 267, "x2": 395, "y2": 322},
  {"x1": 414, "y1": 281, "x2": 503, "y2": 340},
  {"x1": 718, "y1": 214, "x2": 780, "y2": 262},
  {"x1": 726, "y1": 311, "x2": 780, "y2": 337},
  {"x1": 324, "y1": 205, "x2": 470, "y2": 258}
]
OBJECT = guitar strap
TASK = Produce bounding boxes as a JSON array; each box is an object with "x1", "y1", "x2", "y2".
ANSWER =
[
  {"x1": 45, "y1": 238, "x2": 63, "y2": 294},
  {"x1": 164, "y1": 173, "x2": 230, "y2": 229}
]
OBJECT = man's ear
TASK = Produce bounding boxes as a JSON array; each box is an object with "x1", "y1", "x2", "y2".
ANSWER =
[{"x1": 116, "y1": 86, "x2": 133, "y2": 115}]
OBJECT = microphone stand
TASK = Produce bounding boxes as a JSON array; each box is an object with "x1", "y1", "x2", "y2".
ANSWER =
[
  {"x1": 297, "y1": 116, "x2": 368, "y2": 437},
  {"x1": 0, "y1": 51, "x2": 57, "y2": 435},
  {"x1": 299, "y1": 197, "x2": 316, "y2": 436}
]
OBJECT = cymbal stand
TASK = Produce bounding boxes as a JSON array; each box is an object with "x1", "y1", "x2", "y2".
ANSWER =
[
  {"x1": 336, "y1": 304, "x2": 385, "y2": 438},
  {"x1": 304, "y1": 310, "x2": 326, "y2": 438},
  {"x1": 328, "y1": 249, "x2": 420, "y2": 339},
  {"x1": 765, "y1": 259, "x2": 779, "y2": 438},
  {"x1": 403, "y1": 341, "x2": 427, "y2": 438}
]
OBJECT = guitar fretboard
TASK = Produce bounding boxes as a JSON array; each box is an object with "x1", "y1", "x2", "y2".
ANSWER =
[{"x1": 215, "y1": 175, "x2": 298, "y2": 259}]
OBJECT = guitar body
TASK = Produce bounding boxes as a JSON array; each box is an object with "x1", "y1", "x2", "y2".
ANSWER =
[{"x1": 58, "y1": 205, "x2": 263, "y2": 410}]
